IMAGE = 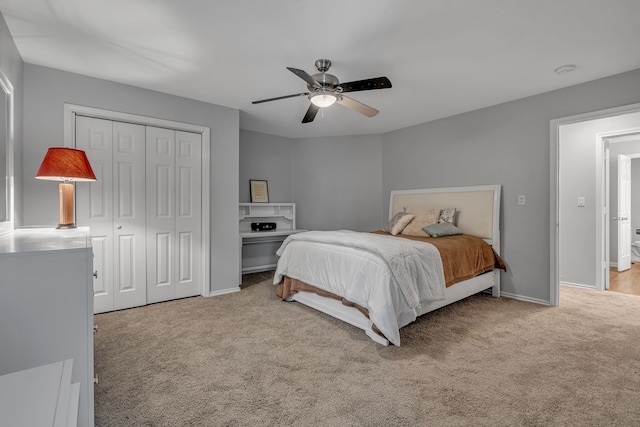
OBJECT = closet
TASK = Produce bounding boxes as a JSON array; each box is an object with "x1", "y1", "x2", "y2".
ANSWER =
[{"x1": 75, "y1": 116, "x2": 202, "y2": 313}]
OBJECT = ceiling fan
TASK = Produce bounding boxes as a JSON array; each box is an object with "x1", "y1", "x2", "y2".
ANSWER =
[{"x1": 252, "y1": 59, "x2": 392, "y2": 123}]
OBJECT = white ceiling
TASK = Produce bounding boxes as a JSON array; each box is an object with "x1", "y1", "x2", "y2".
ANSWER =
[{"x1": 1, "y1": 0, "x2": 639, "y2": 139}]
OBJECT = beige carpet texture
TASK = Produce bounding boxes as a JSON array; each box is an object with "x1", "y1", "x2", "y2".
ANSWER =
[{"x1": 94, "y1": 279, "x2": 640, "y2": 426}]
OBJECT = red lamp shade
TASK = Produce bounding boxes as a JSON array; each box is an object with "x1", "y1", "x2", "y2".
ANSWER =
[
  {"x1": 35, "y1": 147, "x2": 97, "y2": 181},
  {"x1": 35, "y1": 147, "x2": 97, "y2": 229}
]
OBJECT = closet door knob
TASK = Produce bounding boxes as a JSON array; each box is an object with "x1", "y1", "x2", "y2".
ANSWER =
[
  {"x1": 116, "y1": 225, "x2": 122, "y2": 229},
  {"x1": 93, "y1": 270, "x2": 98, "y2": 278}
]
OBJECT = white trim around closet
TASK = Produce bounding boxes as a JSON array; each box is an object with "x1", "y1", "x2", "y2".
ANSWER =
[{"x1": 63, "y1": 103, "x2": 211, "y2": 298}]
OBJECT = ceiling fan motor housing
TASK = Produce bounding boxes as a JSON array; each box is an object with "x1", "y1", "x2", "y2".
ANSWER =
[
  {"x1": 309, "y1": 59, "x2": 341, "y2": 93},
  {"x1": 309, "y1": 73, "x2": 339, "y2": 92}
]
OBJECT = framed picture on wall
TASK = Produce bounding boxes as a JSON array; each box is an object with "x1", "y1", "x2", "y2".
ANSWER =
[{"x1": 250, "y1": 180, "x2": 269, "y2": 203}]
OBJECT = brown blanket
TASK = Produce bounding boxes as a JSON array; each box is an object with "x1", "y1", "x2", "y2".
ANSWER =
[{"x1": 370, "y1": 230, "x2": 506, "y2": 287}]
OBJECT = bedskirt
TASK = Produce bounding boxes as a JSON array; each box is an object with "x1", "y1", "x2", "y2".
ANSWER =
[{"x1": 276, "y1": 275, "x2": 385, "y2": 337}]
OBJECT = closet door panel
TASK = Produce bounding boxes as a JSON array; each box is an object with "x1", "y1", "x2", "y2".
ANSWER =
[
  {"x1": 91, "y1": 235, "x2": 108, "y2": 303},
  {"x1": 146, "y1": 127, "x2": 176, "y2": 304},
  {"x1": 155, "y1": 232, "x2": 172, "y2": 286},
  {"x1": 112, "y1": 122, "x2": 147, "y2": 310},
  {"x1": 178, "y1": 232, "x2": 193, "y2": 282},
  {"x1": 175, "y1": 131, "x2": 201, "y2": 298},
  {"x1": 76, "y1": 116, "x2": 114, "y2": 314}
]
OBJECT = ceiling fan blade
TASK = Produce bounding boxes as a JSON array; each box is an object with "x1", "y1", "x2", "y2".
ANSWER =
[
  {"x1": 287, "y1": 67, "x2": 321, "y2": 88},
  {"x1": 336, "y1": 95, "x2": 379, "y2": 118},
  {"x1": 302, "y1": 103, "x2": 320, "y2": 123},
  {"x1": 339, "y1": 77, "x2": 392, "y2": 93},
  {"x1": 252, "y1": 92, "x2": 309, "y2": 104}
]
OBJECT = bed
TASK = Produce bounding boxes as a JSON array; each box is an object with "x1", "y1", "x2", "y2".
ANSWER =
[{"x1": 273, "y1": 185, "x2": 504, "y2": 346}]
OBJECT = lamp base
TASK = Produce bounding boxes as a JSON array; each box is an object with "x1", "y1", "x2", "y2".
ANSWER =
[
  {"x1": 56, "y1": 223, "x2": 77, "y2": 229},
  {"x1": 58, "y1": 182, "x2": 75, "y2": 229}
]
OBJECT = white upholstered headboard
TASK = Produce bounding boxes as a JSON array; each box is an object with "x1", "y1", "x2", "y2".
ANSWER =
[{"x1": 389, "y1": 185, "x2": 501, "y2": 252}]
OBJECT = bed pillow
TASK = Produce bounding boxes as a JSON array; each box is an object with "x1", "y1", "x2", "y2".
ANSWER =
[
  {"x1": 422, "y1": 222, "x2": 462, "y2": 237},
  {"x1": 438, "y1": 207, "x2": 456, "y2": 224},
  {"x1": 401, "y1": 207, "x2": 440, "y2": 236}
]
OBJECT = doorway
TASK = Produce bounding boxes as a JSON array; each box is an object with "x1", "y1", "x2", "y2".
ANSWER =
[
  {"x1": 606, "y1": 136, "x2": 640, "y2": 296},
  {"x1": 552, "y1": 102, "x2": 640, "y2": 306}
]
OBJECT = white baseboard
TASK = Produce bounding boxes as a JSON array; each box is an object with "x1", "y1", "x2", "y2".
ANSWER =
[
  {"x1": 560, "y1": 281, "x2": 596, "y2": 290},
  {"x1": 609, "y1": 261, "x2": 640, "y2": 267},
  {"x1": 208, "y1": 287, "x2": 241, "y2": 297},
  {"x1": 499, "y1": 291, "x2": 550, "y2": 306}
]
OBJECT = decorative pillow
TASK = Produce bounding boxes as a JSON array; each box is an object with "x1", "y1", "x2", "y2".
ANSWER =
[
  {"x1": 384, "y1": 210, "x2": 405, "y2": 233},
  {"x1": 439, "y1": 207, "x2": 456, "y2": 224},
  {"x1": 401, "y1": 207, "x2": 440, "y2": 236},
  {"x1": 384, "y1": 209, "x2": 414, "y2": 235},
  {"x1": 423, "y1": 222, "x2": 462, "y2": 237},
  {"x1": 390, "y1": 214, "x2": 414, "y2": 235}
]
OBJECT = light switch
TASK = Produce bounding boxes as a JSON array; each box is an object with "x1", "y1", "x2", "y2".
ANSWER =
[
  {"x1": 578, "y1": 197, "x2": 585, "y2": 207},
  {"x1": 518, "y1": 195, "x2": 525, "y2": 205}
]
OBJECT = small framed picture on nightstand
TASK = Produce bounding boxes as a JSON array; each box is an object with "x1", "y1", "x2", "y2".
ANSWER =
[{"x1": 250, "y1": 180, "x2": 269, "y2": 203}]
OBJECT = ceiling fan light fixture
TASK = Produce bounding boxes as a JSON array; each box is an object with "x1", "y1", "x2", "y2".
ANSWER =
[{"x1": 309, "y1": 92, "x2": 337, "y2": 108}]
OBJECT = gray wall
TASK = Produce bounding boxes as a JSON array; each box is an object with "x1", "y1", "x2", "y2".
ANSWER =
[
  {"x1": 293, "y1": 134, "x2": 383, "y2": 232},
  {"x1": 239, "y1": 129, "x2": 293, "y2": 203},
  {"x1": 0, "y1": 12, "x2": 23, "y2": 227},
  {"x1": 559, "y1": 112, "x2": 640, "y2": 287},
  {"x1": 22, "y1": 64, "x2": 240, "y2": 294},
  {"x1": 382, "y1": 69, "x2": 640, "y2": 303},
  {"x1": 240, "y1": 132, "x2": 384, "y2": 232}
]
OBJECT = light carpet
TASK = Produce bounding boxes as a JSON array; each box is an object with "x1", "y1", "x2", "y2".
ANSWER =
[{"x1": 94, "y1": 280, "x2": 640, "y2": 426}]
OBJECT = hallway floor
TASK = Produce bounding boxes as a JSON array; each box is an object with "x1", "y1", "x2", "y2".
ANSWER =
[{"x1": 609, "y1": 263, "x2": 640, "y2": 296}]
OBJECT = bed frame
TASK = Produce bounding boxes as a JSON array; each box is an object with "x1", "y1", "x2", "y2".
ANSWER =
[{"x1": 286, "y1": 185, "x2": 502, "y2": 346}]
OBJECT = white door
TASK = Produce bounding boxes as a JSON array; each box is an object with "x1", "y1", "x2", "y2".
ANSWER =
[
  {"x1": 175, "y1": 130, "x2": 202, "y2": 298},
  {"x1": 146, "y1": 127, "x2": 201, "y2": 303},
  {"x1": 617, "y1": 154, "x2": 632, "y2": 272},
  {"x1": 76, "y1": 117, "x2": 147, "y2": 313},
  {"x1": 604, "y1": 144, "x2": 610, "y2": 290},
  {"x1": 111, "y1": 121, "x2": 147, "y2": 309},
  {"x1": 76, "y1": 117, "x2": 114, "y2": 313}
]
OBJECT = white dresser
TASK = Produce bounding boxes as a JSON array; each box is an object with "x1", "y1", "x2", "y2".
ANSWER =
[
  {"x1": 0, "y1": 227, "x2": 94, "y2": 427},
  {"x1": 0, "y1": 359, "x2": 80, "y2": 427}
]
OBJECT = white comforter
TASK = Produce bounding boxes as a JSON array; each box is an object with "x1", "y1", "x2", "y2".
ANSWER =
[{"x1": 273, "y1": 230, "x2": 447, "y2": 345}]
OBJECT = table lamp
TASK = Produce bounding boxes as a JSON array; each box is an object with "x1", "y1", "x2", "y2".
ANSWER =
[{"x1": 35, "y1": 147, "x2": 96, "y2": 229}]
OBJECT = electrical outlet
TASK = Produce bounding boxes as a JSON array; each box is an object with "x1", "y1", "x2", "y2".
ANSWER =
[{"x1": 518, "y1": 195, "x2": 525, "y2": 205}]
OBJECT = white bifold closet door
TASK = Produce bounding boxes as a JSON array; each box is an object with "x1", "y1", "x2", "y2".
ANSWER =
[
  {"x1": 145, "y1": 126, "x2": 202, "y2": 304},
  {"x1": 75, "y1": 116, "x2": 202, "y2": 313},
  {"x1": 76, "y1": 117, "x2": 146, "y2": 313}
]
